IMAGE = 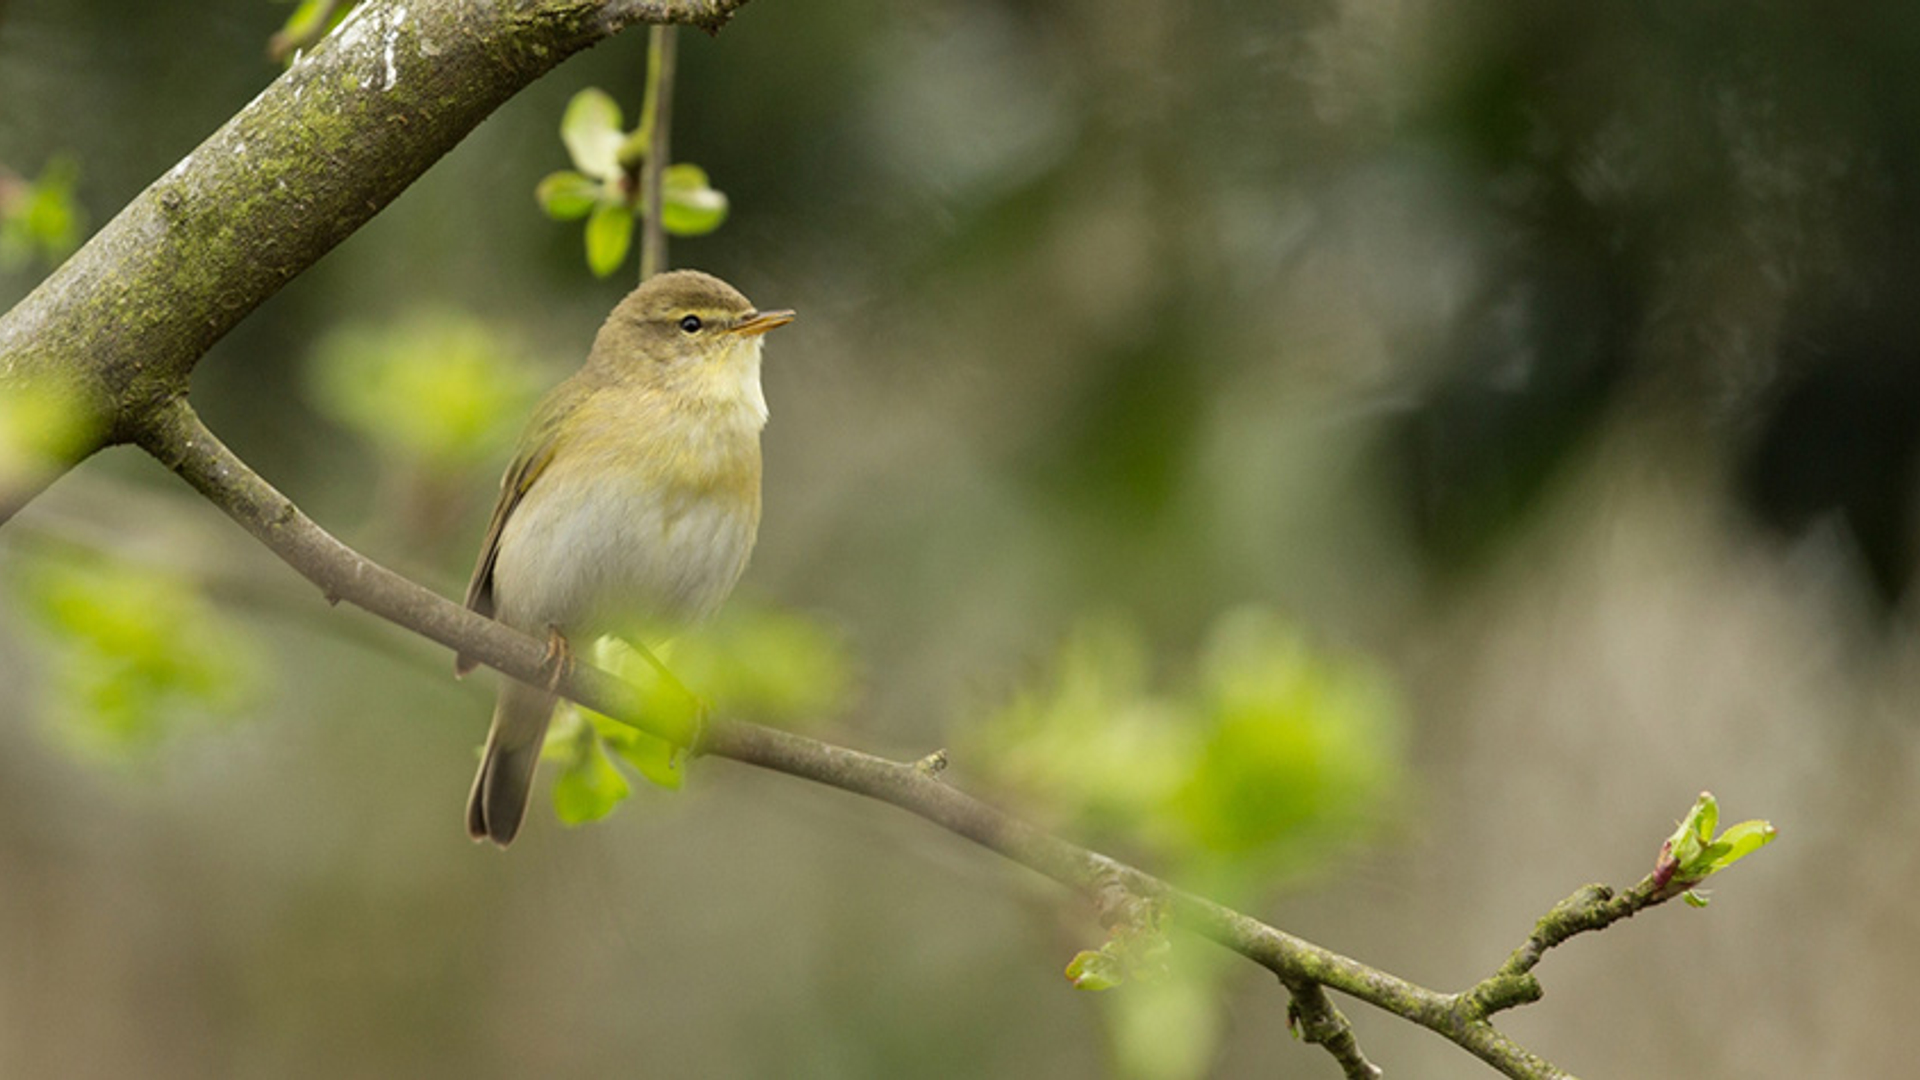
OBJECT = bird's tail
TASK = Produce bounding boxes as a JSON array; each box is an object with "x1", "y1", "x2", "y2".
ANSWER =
[{"x1": 467, "y1": 678, "x2": 558, "y2": 847}]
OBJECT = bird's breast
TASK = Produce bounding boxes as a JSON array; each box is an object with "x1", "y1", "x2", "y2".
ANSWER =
[{"x1": 491, "y1": 417, "x2": 762, "y2": 641}]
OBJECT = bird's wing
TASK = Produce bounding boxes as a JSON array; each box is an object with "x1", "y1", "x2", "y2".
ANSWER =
[{"x1": 455, "y1": 389, "x2": 576, "y2": 676}]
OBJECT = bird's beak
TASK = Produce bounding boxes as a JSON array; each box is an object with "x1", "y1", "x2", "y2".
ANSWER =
[{"x1": 731, "y1": 309, "x2": 795, "y2": 337}]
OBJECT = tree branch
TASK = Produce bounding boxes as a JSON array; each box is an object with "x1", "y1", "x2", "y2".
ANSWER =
[
  {"x1": 130, "y1": 390, "x2": 1644, "y2": 1080},
  {"x1": 1285, "y1": 979, "x2": 1384, "y2": 1080},
  {"x1": 637, "y1": 24, "x2": 678, "y2": 280},
  {"x1": 134, "y1": 393, "x2": 701, "y2": 748},
  {"x1": 0, "y1": 0, "x2": 752, "y2": 523},
  {"x1": 1, "y1": 4, "x2": 1764, "y2": 1075}
]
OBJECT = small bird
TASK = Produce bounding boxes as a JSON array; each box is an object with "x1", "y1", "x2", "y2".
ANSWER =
[{"x1": 456, "y1": 269, "x2": 792, "y2": 846}]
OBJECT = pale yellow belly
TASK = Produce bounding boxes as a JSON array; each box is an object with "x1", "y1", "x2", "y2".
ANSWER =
[{"x1": 491, "y1": 469, "x2": 759, "y2": 642}]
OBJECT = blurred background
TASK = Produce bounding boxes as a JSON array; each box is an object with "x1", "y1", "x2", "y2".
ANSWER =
[{"x1": 2, "y1": 0, "x2": 1916, "y2": 1076}]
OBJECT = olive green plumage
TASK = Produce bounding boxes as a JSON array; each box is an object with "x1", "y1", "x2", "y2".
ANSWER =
[{"x1": 459, "y1": 270, "x2": 792, "y2": 846}]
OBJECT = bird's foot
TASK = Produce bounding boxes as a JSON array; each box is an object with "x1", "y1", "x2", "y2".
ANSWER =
[{"x1": 540, "y1": 626, "x2": 574, "y2": 691}]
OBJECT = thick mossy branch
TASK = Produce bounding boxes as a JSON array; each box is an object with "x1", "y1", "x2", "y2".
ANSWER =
[{"x1": 0, "y1": 0, "x2": 752, "y2": 520}]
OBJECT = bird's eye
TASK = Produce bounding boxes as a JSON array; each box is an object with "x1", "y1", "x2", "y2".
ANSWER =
[{"x1": 678, "y1": 314, "x2": 703, "y2": 333}]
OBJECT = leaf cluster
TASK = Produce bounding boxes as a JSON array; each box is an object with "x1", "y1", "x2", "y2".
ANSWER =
[{"x1": 536, "y1": 89, "x2": 730, "y2": 278}]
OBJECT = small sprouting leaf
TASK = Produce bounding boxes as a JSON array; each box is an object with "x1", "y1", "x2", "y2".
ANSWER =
[
  {"x1": 561, "y1": 88, "x2": 627, "y2": 183},
  {"x1": 1662, "y1": 792, "x2": 1717, "y2": 872},
  {"x1": 660, "y1": 163, "x2": 729, "y2": 236},
  {"x1": 534, "y1": 170, "x2": 603, "y2": 221},
  {"x1": 1683, "y1": 889, "x2": 1710, "y2": 908},
  {"x1": 577, "y1": 637, "x2": 699, "y2": 791},
  {"x1": 551, "y1": 724, "x2": 633, "y2": 825},
  {"x1": 1706, "y1": 820, "x2": 1777, "y2": 872},
  {"x1": 1655, "y1": 793, "x2": 1778, "y2": 896},
  {"x1": 1066, "y1": 949, "x2": 1124, "y2": 991},
  {"x1": 584, "y1": 202, "x2": 634, "y2": 278},
  {"x1": 1692, "y1": 792, "x2": 1719, "y2": 845},
  {"x1": 604, "y1": 724, "x2": 686, "y2": 790}
]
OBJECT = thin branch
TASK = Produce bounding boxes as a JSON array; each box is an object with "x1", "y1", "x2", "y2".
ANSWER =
[
  {"x1": 133, "y1": 394, "x2": 700, "y2": 748},
  {"x1": 1285, "y1": 979, "x2": 1384, "y2": 1080},
  {"x1": 638, "y1": 24, "x2": 678, "y2": 281},
  {"x1": 1472, "y1": 876, "x2": 1670, "y2": 1017},
  {"x1": 131, "y1": 393, "x2": 1620, "y2": 1080},
  {"x1": 0, "y1": 4, "x2": 1772, "y2": 1075}
]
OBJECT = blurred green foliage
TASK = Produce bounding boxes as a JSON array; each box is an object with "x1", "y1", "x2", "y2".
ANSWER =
[
  {"x1": 0, "y1": 370, "x2": 93, "y2": 499},
  {"x1": 1172, "y1": 610, "x2": 1403, "y2": 859},
  {"x1": 549, "y1": 603, "x2": 856, "y2": 824},
  {"x1": 979, "y1": 609, "x2": 1405, "y2": 1079},
  {"x1": 306, "y1": 310, "x2": 545, "y2": 473},
  {"x1": 7, "y1": 553, "x2": 260, "y2": 761},
  {"x1": 549, "y1": 709, "x2": 638, "y2": 826},
  {"x1": 1106, "y1": 961, "x2": 1224, "y2": 1080},
  {"x1": 0, "y1": 155, "x2": 86, "y2": 271},
  {"x1": 975, "y1": 609, "x2": 1405, "y2": 882},
  {"x1": 537, "y1": 87, "x2": 730, "y2": 278},
  {"x1": 267, "y1": 0, "x2": 356, "y2": 63},
  {"x1": 0, "y1": 0, "x2": 1878, "y2": 1073}
]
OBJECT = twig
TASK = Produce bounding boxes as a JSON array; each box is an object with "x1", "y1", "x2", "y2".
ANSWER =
[
  {"x1": 1286, "y1": 979, "x2": 1384, "y2": 1079},
  {"x1": 637, "y1": 24, "x2": 677, "y2": 281},
  {"x1": 1469, "y1": 876, "x2": 1670, "y2": 1019},
  {"x1": 120, "y1": 392, "x2": 1778, "y2": 1074},
  {"x1": 133, "y1": 394, "x2": 699, "y2": 749},
  {"x1": 130, "y1": 392, "x2": 1616, "y2": 1080}
]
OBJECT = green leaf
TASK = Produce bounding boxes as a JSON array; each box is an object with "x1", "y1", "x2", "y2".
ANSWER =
[
  {"x1": 1657, "y1": 793, "x2": 1778, "y2": 892},
  {"x1": 1664, "y1": 792, "x2": 1718, "y2": 871},
  {"x1": 1706, "y1": 819, "x2": 1777, "y2": 871},
  {"x1": 584, "y1": 202, "x2": 634, "y2": 278},
  {"x1": 1066, "y1": 949, "x2": 1124, "y2": 991},
  {"x1": 1693, "y1": 792, "x2": 1719, "y2": 845},
  {"x1": 605, "y1": 725, "x2": 686, "y2": 790},
  {"x1": 578, "y1": 637, "x2": 700, "y2": 790},
  {"x1": 551, "y1": 726, "x2": 633, "y2": 825},
  {"x1": 534, "y1": 170, "x2": 604, "y2": 221},
  {"x1": 658, "y1": 604, "x2": 852, "y2": 725},
  {"x1": 561, "y1": 88, "x2": 627, "y2": 183},
  {"x1": 1696, "y1": 839, "x2": 1733, "y2": 871},
  {"x1": 1683, "y1": 889, "x2": 1710, "y2": 908},
  {"x1": 659, "y1": 163, "x2": 730, "y2": 236}
]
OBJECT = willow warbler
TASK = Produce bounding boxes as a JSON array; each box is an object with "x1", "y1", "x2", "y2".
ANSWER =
[{"x1": 456, "y1": 269, "x2": 792, "y2": 846}]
